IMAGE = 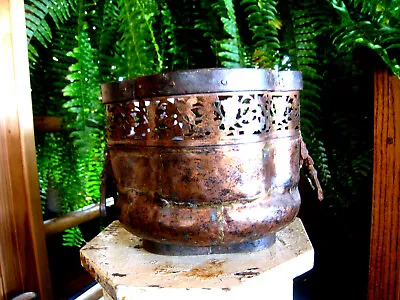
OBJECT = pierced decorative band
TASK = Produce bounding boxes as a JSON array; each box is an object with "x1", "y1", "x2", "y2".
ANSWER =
[{"x1": 106, "y1": 92, "x2": 300, "y2": 143}]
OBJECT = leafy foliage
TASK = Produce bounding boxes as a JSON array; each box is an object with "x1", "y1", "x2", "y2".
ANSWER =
[
  {"x1": 28, "y1": 0, "x2": 389, "y2": 249},
  {"x1": 159, "y1": 2, "x2": 183, "y2": 71},
  {"x1": 25, "y1": 0, "x2": 76, "y2": 62},
  {"x1": 63, "y1": 23, "x2": 104, "y2": 153},
  {"x1": 218, "y1": 0, "x2": 246, "y2": 67},
  {"x1": 191, "y1": 1, "x2": 224, "y2": 67},
  {"x1": 86, "y1": 0, "x2": 120, "y2": 82},
  {"x1": 117, "y1": 0, "x2": 161, "y2": 78},
  {"x1": 329, "y1": 0, "x2": 400, "y2": 77},
  {"x1": 163, "y1": 0, "x2": 216, "y2": 69},
  {"x1": 63, "y1": 226, "x2": 86, "y2": 247},
  {"x1": 60, "y1": 19, "x2": 105, "y2": 245},
  {"x1": 284, "y1": 0, "x2": 333, "y2": 184},
  {"x1": 241, "y1": 0, "x2": 281, "y2": 68}
]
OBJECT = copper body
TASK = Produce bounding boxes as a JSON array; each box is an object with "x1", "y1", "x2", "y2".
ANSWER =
[{"x1": 102, "y1": 69, "x2": 306, "y2": 253}]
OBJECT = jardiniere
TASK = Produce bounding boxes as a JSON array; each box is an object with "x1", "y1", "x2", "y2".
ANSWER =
[{"x1": 100, "y1": 68, "x2": 322, "y2": 255}]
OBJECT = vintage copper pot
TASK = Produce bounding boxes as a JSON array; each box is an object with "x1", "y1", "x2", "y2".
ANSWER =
[{"x1": 100, "y1": 68, "x2": 322, "y2": 255}]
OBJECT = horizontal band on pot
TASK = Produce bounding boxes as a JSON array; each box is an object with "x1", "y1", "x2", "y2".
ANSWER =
[{"x1": 101, "y1": 68, "x2": 303, "y2": 104}]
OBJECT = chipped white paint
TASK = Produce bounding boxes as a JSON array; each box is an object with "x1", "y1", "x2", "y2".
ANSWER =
[{"x1": 80, "y1": 218, "x2": 313, "y2": 300}]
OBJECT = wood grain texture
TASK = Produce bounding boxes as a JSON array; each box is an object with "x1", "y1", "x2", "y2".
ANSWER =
[
  {"x1": 44, "y1": 198, "x2": 114, "y2": 236},
  {"x1": 0, "y1": 0, "x2": 52, "y2": 299},
  {"x1": 33, "y1": 116, "x2": 64, "y2": 132},
  {"x1": 368, "y1": 69, "x2": 400, "y2": 300}
]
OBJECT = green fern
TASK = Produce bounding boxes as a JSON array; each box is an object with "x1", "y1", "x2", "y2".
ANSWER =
[
  {"x1": 241, "y1": 0, "x2": 281, "y2": 68},
  {"x1": 36, "y1": 132, "x2": 83, "y2": 215},
  {"x1": 218, "y1": 0, "x2": 246, "y2": 67},
  {"x1": 159, "y1": 0, "x2": 217, "y2": 69},
  {"x1": 117, "y1": 0, "x2": 161, "y2": 78},
  {"x1": 92, "y1": 0, "x2": 121, "y2": 81},
  {"x1": 35, "y1": 137, "x2": 50, "y2": 213},
  {"x1": 63, "y1": 226, "x2": 85, "y2": 247},
  {"x1": 349, "y1": 0, "x2": 400, "y2": 23},
  {"x1": 286, "y1": 0, "x2": 332, "y2": 184},
  {"x1": 60, "y1": 21, "x2": 105, "y2": 246},
  {"x1": 33, "y1": 23, "x2": 80, "y2": 215},
  {"x1": 193, "y1": 1, "x2": 226, "y2": 67},
  {"x1": 63, "y1": 22, "x2": 104, "y2": 149},
  {"x1": 330, "y1": 0, "x2": 400, "y2": 77},
  {"x1": 159, "y1": 2, "x2": 185, "y2": 71},
  {"x1": 62, "y1": 23, "x2": 105, "y2": 155},
  {"x1": 25, "y1": 0, "x2": 76, "y2": 61}
]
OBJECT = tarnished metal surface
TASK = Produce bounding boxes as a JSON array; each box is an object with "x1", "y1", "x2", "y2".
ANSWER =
[
  {"x1": 142, "y1": 234, "x2": 276, "y2": 256},
  {"x1": 101, "y1": 68, "x2": 318, "y2": 255},
  {"x1": 105, "y1": 92, "x2": 300, "y2": 145},
  {"x1": 101, "y1": 68, "x2": 303, "y2": 104}
]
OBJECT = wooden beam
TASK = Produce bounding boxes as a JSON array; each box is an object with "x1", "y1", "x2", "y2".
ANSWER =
[
  {"x1": 33, "y1": 116, "x2": 64, "y2": 132},
  {"x1": 44, "y1": 198, "x2": 114, "y2": 236},
  {"x1": 0, "y1": 0, "x2": 52, "y2": 299},
  {"x1": 368, "y1": 69, "x2": 400, "y2": 300}
]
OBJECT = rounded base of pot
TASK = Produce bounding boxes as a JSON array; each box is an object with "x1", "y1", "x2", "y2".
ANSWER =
[
  {"x1": 142, "y1": 233, "x2": 276, "y2": 256},
  {"x1": 116, "y1": 189, "x2": 300, "y2": 247}
]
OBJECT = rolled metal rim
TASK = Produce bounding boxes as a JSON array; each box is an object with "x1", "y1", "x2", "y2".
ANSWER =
[{"x1": 101, "y1": 68, "x2": 303, "y2": 104}]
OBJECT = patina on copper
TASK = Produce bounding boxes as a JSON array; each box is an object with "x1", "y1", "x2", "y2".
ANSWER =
[{"x1": 100, "y1": 68, "x2": 322, "y2": 255}]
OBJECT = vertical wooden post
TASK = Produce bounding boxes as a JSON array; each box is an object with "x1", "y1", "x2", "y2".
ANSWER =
[
  {"x1": 0, "y1": 0, "x2": 52, "y2": 299},
  {"x1": 368, "y1": 69, "x2": 400, "y2": 300}
]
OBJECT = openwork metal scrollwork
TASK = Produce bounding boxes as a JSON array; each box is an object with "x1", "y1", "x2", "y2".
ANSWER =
[{"x1": 106, "y1": 91, "x2": 300, "y2": 142}]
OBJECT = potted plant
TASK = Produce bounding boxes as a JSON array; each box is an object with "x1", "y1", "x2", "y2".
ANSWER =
[{"x1": 27, "y1": 0, "x2": 396, "y2": 248}]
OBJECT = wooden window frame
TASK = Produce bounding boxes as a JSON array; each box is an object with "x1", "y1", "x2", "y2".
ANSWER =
[{"x1": 0, "y1": 0, "x2": 52, "y2": 299}]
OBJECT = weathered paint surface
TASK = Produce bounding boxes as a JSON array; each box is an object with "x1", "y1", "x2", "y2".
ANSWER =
[{"x1": 80, "y1": 218, "x2": 314, "y2": 299}]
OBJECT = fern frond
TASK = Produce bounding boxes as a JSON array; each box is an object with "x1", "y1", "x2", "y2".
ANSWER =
[
  {"x1": 25, "y1": 0, "x2": 76, "y2": 61},
  {"x1": 330, "y1": 0, "x2": 400, "y2": 77},
  {"x1": 287, "y1": 0, "x2": 333, "y2": 184},
  {"x1": 62, "y1": 21, "x2": 104, "y2": 205},
  {"x1": 290, "y1": 3, "x2": 322, "y2": 133},
  {"x1": 63, "y1": 226, "x2": 85, "y2": 247},
  {"x1": 218, "y1": 0, "x2": 246, "y2": 68},
  {"x1": 36, "y1": 132, "x2": 83, "y2": 217},
  {"x1": 160, "y1": 0, "x2": 216, "y2": 69},
  {"x1": 117, "y1": 0, "x2": 161, "y2": 78},
  {"x1": 54, "y1": 21, "x2": 106, "y2": 246},
  {"x1": 193, "y1": 0, "x2": 227, "y2": 67},
  {"x1": 348, "y1": 0, "x2": 400, "y2": 24},
  {"x1": 35, "y1": 137, "x2": 50, "y2": 213},
  {"x1": 92, "y1": 0, "x2": 121, "y2": 81},
  {"x1": 159, "y1": 2, "x2": 185, "y2": 71},
  {"x1": 241, "y1": 0, "x2": 280, "y2": 68}
]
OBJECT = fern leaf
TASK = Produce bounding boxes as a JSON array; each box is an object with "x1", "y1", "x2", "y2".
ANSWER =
[
  {"x1": 285, "y1": 0, "x2": 333, "y2": 185},
  {"x1": 217, "y1": 0, "x2": 246, "y2": 67},
  {"x1": 117, "y1": 0, "x2": 161, "y2": 78},
  {"x1": 159, "y1": 2, "x2": 186, "y2": 71},
  {"x1": 329, "y1": 0, "x2": 400, "y2": 78},
  {"x1": 63, "y1": 226, "x2": 85, "y2": 247},
  {"x1": 93, "y1": 0, "x2": 122, "y2": 81},
  {"x1": 25, "y1": 0, "x2": 76, "y2": 62},
  {"x1": 25, "y1": 0, "x2": 75, "y2": 43},
  {"x1": 62, "y1": 22, "x2": 105, "y2": 212},
  {"x1": 193, "y1": 0, "x2": 228, "y2": 67},
  {"x1": 241, "y1": 0, "x2": 280, "y2": 68}
]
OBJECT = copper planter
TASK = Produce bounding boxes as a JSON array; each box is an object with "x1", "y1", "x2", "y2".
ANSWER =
[{"x1": 101, "y1": 68, "x2": 317, "y2": 255}]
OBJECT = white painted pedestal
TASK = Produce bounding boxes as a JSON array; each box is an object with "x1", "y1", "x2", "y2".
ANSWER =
[{"x1": 80, "y1": 218, "x2": 313, "y2": 300}]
